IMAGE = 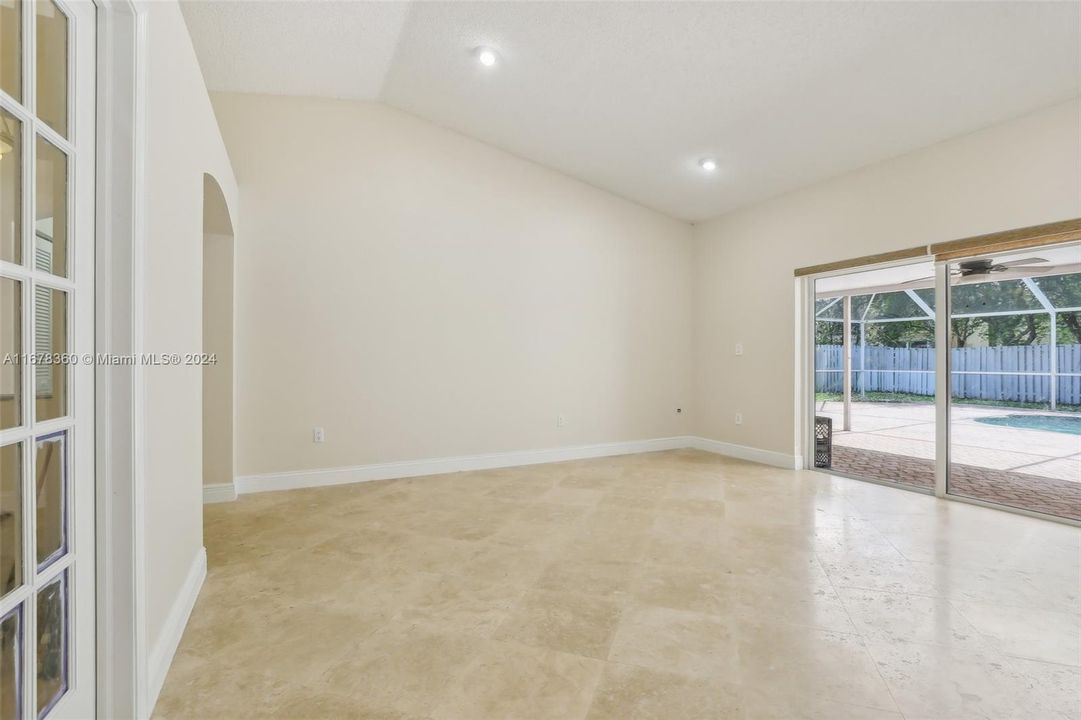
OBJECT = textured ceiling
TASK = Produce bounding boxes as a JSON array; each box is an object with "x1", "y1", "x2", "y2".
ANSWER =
[
  {"x1": 181, "y1": 1, "x2": 1081, "y2": 222},
  {"x1": 179, "y1": 1, "x2": 411, "y2": 98}
]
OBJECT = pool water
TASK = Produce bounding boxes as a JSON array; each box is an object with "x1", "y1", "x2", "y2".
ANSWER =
[{"x1": 974, "y1": 414, "x2": 1081, "y2": 436}]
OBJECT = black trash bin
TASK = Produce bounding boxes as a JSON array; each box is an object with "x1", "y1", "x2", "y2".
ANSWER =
[{"x1": 814, "y1": 416, "x2": 832, "y2": 468}]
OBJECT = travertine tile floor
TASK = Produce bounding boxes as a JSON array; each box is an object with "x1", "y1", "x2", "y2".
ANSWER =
[{"x1": 155, "y1": 449, "x2": 1081, "y2": 720}]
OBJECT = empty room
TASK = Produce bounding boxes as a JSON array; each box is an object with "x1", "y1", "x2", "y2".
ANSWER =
[{"x1": 0, "y1": 1, "x2": 1078, "y2": 719}]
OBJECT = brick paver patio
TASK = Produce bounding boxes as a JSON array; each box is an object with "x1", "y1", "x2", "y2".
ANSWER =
[
  {"x1": 830, "y1": 445, "x2": 1081, "y2": 521},
  {"x1": 818, "y1": 401, "x2": 1081, "y2": 521}
]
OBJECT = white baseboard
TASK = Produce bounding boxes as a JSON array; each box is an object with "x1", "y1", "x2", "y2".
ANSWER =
[
  {"x1": 690, "y1": 436, "x2": 802, "y2": 469},
  {"x1": 235, "y1": 436, "x2": 695, "y2": 494},
  {"x1": 148, "y1": 547, "x2": 207, "y2": 715},
  {"x1": 233, "y1": 435, "x2": 802, "y2": 496},
  {"x1": 202, "y1": 482, "x2": 237, "y2": 504}
]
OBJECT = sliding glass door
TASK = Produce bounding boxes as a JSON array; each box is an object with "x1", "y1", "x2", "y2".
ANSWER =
[
  {"x1": 946, "y1": 247, "x2": 1081, "y2": 521},
  {"x1": 807, "y1": 241, "x2": 1081, "y2": 522},
  {"x1": 812, "y1": 261, "x2": 937, "y2": 490}
]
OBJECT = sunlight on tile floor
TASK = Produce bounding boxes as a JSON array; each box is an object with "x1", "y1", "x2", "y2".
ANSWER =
[{"x1": 154, "y1": 449, "x2": 1081, "y2": 720}]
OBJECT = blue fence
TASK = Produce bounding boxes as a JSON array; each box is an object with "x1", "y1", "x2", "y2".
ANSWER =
[{"x1": 815, "y1": 344, "x2": 1081, "y2": 406}]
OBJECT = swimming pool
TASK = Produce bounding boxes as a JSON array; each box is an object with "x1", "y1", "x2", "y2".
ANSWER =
[{"x1": 974, "y1": 414, "x2": 1081, "y2": 436}]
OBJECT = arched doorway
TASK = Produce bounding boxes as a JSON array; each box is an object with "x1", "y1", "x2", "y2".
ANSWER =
[{"x1": 201, "y1": 174, "x2": 236, "y2": 501}]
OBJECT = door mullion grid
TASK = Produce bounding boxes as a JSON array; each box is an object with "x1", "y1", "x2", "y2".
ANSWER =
[
  {"x1": 23, "y1": 103, "x2": 37, "y2": 720},
  {"x1": 24, "y1": 406, "x2": 36, "y2": 720},
  {"x1": 0, "y1": 89, "x2": 32, "y2": 120},
  {"x1": 0, "y1": 417, "x2": 74, "y2": 446},
  {"x1": 34, "y1": 120, "x2": 74, "y2": 159},
  {"x1": 48, "y1": 2, "x2": 80, "y2": 714},
  {"x1": 0, "y1": 581, "x2": 30, "y2": 621},
  {"x1": 0, "y1": 96, "x2": 72, "y2": 159},
  {"x1": 35, "y1": 552, "x2": 72, "y2": 583},
  {"x1": 1, "y1": 93, "x2": 36, "y2": 720},
  {"x1": 0, "y1": 263, "x2": 78, "y2": 292},
  {"x1": 3, "y1": 3, "x2": 81, "y2": 717},
  {"x1": 22, "y1": 0, "x2": 34, "y2": 118},
  {"x1": 0, "y1": 91, "x2": 27, "y2": 120},
  {"x1": 25, "y1": 3, "x2": 39, "y2": 717}
]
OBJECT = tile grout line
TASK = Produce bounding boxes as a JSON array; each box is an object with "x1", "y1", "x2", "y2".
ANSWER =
[{"x1": 816, "y1": 545, "x2": 909, "y2": 719}]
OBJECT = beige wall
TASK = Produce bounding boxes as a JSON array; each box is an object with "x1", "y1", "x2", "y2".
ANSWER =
[
  {"x1": 692, "y1": 99, "x2": 1081, "y2": 460},
  {"x1": 211, "y1": 93, "x2": 693, "y2": 477},
  {"x1": 139, "y1": 0, "x2": 238, "y2": 653},
  {"x1": 132, "y1": 10, "x2": 1081, "y2": 711},
  {"x1": 202, "y1": 231, "x2": 234, "y2": 487}
]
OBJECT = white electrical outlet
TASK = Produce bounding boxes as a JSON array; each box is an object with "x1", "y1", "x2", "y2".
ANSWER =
[
  {"x1": 557, "y1": 414, "x2": 567, "y2": 428},
  {"x1": 735, "y1": 342, "x2": 744, "y2": 356},
  {"x1": 313, "y1": 427, "x2": 325, "y2": 443},
  {"x1": 734, "y1": 413, "x2": 743, "y2": 425}
]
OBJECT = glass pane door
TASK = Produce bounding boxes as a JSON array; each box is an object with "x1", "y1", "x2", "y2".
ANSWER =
[
  {"x1": 0, "y1": 1, "x2": 95, "y2": 717},
  {"x1": 812, "y1": 261, "x2": 937, "y2": 489},
  {"x1": 947, "y1": 245, "x2": 1081, "y2": 520}
]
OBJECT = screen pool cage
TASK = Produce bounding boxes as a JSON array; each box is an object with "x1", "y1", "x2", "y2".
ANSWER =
[{"x1": 814, "y1": 270, "x2": 1081, "y2": 425}]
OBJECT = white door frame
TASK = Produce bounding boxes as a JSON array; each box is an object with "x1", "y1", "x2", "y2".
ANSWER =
[
  {"x1": 933, "y1": 261, "x2": 950, "y2": 498},
  {"x1": 94, "y1": 1, "x2": 148, "y2": 718},
  {"x1": 799, "y1": 252, "x2": 1081, "y2": 527}
]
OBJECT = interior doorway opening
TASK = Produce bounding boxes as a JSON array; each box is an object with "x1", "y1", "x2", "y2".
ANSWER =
[{"x1": 201, "y1": 174, "x2": 235, "y2": 499}]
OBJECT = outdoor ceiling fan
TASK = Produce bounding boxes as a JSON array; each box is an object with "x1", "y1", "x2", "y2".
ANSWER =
[
  {"x1": 899, "y1": 256, "x2": 1050, "y2": 287},
  {"x1": 955, "y1": 256, "x2": 1048, "y2": 276}
]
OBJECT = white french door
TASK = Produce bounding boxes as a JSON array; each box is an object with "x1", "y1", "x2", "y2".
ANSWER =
[{"x1": 0, "y1": 1, "x2": 95, "y2": 719}]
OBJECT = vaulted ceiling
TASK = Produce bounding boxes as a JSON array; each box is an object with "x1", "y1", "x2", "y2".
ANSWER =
[{"x1": 180, "y1": 1, "x2": 1081, "y2": 222}]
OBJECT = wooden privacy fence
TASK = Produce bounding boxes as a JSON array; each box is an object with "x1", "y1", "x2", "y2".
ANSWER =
[{"x1": 815, "y1": 344, "x2": 1081, "y2": 406}]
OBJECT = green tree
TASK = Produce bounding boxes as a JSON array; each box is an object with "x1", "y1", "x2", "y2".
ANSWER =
[
  {"x1": 1059, "y1": 311, "x2": 1081, "y2": 343},
  {"x1": 951, "y1": 317, "x2": 983, "y2": 348}
]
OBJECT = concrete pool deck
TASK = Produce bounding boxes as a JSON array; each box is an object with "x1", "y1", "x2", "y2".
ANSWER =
[
  {"x1": 816, "y1": 401, "x2": 1081, "y2": 483},
  {"x1": 815, "y1": 401, "x2": 1081, "y2": 520}
]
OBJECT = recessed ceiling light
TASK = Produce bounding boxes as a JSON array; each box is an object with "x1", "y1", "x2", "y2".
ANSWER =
[
  {"x1": 474, "y1": 46, "x2": 499, "y2": 67},
  {"x1": 698, "y1": 158, "x2": 718, "y2": 172}
]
